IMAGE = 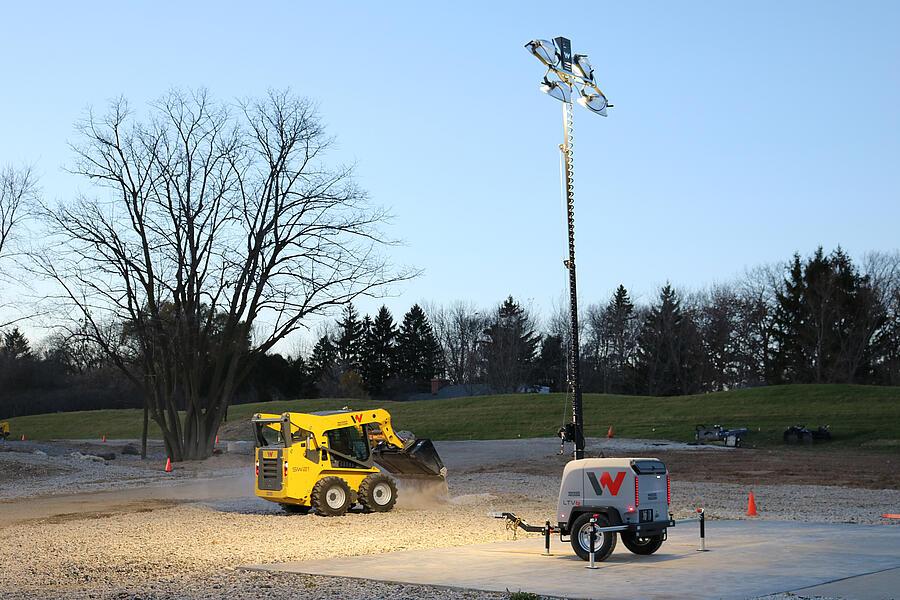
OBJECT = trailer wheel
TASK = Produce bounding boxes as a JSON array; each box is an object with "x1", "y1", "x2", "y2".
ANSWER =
[
  {"x1": 359, "y1": 473, "x2": 398, "y2": 513},
  {"x1": 620, "y1": 532, "x2": 664, "y2": 555},
  {"x1": 311, "y1": 476, "x2": 351, "y2": 516},
  {"x1": 570, "y1": 513, "x2": 617, "y2": 562}
]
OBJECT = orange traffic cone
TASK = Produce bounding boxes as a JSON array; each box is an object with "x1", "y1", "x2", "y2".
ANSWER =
[
  {"x1": 607, "y1": 425, "x2": 615, "y2": 439},
  {"x1": 215, "y1": 435, "x2": 219, "y2": 446},
  {"x1": 164, "y1": 457, "x2": 173, "y2": 473},
  {"x1": 747, "y1": 491, "x2": 759, "y2": 516}
]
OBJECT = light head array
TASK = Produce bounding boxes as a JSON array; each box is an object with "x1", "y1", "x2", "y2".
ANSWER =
[{"x1": 525, "y1": 37, "x2": 611, "y2": 115}]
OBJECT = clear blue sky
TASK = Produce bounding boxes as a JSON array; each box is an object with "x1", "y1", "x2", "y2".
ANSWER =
[{"x1": 2, "y1": 1, "x2": 899, "y2": 342}]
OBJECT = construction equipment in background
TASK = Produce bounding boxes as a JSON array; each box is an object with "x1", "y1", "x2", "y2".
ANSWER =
[
  {"x1": 0, "y1": 421, "x2": 9, "y2": 440},
  {"x1": 783, "y1": 424, "x2": 831, "y2": 444},
  {"x1": 694, "y1": 424, "x2": 749, "y2": 447},
  {"x1": 251, "y1": 409, "x2": 446, "y2": 516}
]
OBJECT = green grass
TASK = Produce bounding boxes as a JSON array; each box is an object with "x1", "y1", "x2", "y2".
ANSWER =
[{"x1": 5, "y1": 384, "x2": 900, "y2": 449}]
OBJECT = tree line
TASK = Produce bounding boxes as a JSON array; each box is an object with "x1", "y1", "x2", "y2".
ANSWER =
[
  {"x1": 189, "y1": 245, "x2": 900, "y2": 400},
  {"x1": 3, "y1": 244, "x2": 899, "y2": 426},
  {"x1": 287, "y1": 246, "x2": 900, "y2": 398}
]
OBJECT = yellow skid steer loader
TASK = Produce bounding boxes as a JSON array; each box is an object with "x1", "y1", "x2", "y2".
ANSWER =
[{"x1": 252, "y1": 409, "x2": 446, "y2": 516}]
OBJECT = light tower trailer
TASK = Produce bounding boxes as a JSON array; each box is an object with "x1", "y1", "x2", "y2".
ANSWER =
[{"x1": 496, "y1": 457, "x2": 676, "y2": 561}]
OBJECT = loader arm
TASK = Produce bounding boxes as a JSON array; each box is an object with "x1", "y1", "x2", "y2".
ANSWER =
[{"x1": 366, "y1": 409, "x2": 415, "y2": 451}]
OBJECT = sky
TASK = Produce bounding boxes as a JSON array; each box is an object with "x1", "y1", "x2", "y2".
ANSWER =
[{"x1": 1, "y1": 1, "x2": 899, "y2": 350}]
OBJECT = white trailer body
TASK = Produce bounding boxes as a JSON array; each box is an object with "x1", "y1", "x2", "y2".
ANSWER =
[{"x1": 556, "y1": 457, "x2": 673, "y2": 560}]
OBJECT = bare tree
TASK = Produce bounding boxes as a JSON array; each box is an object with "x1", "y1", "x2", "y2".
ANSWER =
[
  {"x1": 0, "y1": 165, "x2": 39, "y2": 328},
  {"x1": 0, "y1": 165, "x2": 36, "y2": 264},
  {"x1": 36, "y1": 89, "x2": 410, "y2": 460},
  {"x1": 861, "y1": 250, "x2": 900, "y2": 383},
  {"x1": 426, "y1": 300, "x2": 486, "y2": 388},
  {"x1": 735, "y1": 263, "x2": 782, "y2": 385}
]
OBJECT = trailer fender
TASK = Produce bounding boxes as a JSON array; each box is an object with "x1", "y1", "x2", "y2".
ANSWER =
[{"x1": 562, "y1": 506, "x2": 623, "y2": 535}]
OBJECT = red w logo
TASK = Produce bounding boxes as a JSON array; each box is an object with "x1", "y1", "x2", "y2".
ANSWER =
[
  {"x1": 352, "y1": 414, "x2": 363, "y2": 423},
  {"x1": 586, "y1": 471, "x2": 626, "y2": 496}
]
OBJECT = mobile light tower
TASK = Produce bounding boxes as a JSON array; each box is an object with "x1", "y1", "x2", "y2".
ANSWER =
[{"x1": 525, "y1": 37, "x2": 611, "y2": 460}]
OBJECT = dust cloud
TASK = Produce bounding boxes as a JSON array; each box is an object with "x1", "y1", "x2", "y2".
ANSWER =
[{"x1": 395, "y1": 477, "x2": 450, "y2": 509}]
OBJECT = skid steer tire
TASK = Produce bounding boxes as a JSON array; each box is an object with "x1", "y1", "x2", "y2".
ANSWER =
[
  {"x1": 570, "y1": 513, "x2": 617, "y2": 562},
  {"x1": 279, "y1": 503, "x2": 311, "y2": 515},
  {"x1": 311, "y1": 477, "x2": 351, "y2": 517},
  {"x1": 359, "y1": 473, "x2": 398, "y2": 513},
  {"x1": 620, "y1": 532, "x2": 664, "y2": 555}
]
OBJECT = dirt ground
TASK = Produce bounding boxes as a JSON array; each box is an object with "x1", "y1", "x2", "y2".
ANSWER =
[
  {"x1": 0, "y1": 437, "x2": 897, "y2": 599},
  {"x1": 495, "y1": 443, "x2": 900, "y2": 489}
]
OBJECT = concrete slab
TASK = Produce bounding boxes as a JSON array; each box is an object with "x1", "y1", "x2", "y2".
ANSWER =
[
  {"x1": 245, "y1": 521, "x2": 900, "y2": 600},
  {"x1": 793, "y1": 566, "x2": 900, "y2": 600}
]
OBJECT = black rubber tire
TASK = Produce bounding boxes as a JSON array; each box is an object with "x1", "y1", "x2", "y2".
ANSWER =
[
  {"x1": 310, "y1": 476, "x2": 351, "y2": 517},
  {"x1": 570, "y1": 513, "x2": 617, "y2": 562},
  {"x1": 620, "y1": 531, "x2": 665, "y2": 555},
  {"x1": 279, "y1": 503, "x2": 311, "y2": 515},
  {"x1": 358, "y1": 473, "x2": 398, "y2": 513}
]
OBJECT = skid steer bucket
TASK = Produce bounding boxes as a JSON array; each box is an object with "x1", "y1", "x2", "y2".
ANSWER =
[
  {"x1": 373, "y1": 438, "x2": 447, "y2": 479},
  {"x1": 374, "y1": 438, "x2": 448, "y2": 505}
]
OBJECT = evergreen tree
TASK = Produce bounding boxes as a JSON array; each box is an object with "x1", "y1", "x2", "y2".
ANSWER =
[
  {"x1": 483, "y1": 296, "x2": 540, "y2": 393},
  {"x1": 773, "y1": 247, "x2": 884, "y2": 383},
  {"x1": 534, "y1": 334, "x2": 565, "y2": 391},
  {"x1": 635, "y1": 284, "x2": 703, "y2": 395},
  {"x1": 334, "y1": 303, "x2": 363, "y2": 372},
  {"x1": 601, "y1": 285, "x2": 637, "y2": 393},
  {"x1": 357, "y1": 314, "x2": 374, "y2": 386},
  {"x1": 361, "y1": 306, "x2": 396, "y2": 397},
  {"x1": 1, "y1": 327, "x2": 32, "y2": 360},
  {"x1": 394, "y1": 304, "x2": 442, "y2": 391},
  {"x1": 308, "y1": 335, "x2": 338, "y2": 395},
  {"x1": 288, "y1": 354, "x2": 318, "y2": 399}
]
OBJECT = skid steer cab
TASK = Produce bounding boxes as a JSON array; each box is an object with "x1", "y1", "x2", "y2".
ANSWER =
[{"x1": 252, "y1": 409, "x2": 446, "y2": 516}]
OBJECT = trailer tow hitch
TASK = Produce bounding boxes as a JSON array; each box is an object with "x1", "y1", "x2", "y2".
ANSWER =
[{"x1": 492, "y1": 512, "x2": 557, "y2": 555}]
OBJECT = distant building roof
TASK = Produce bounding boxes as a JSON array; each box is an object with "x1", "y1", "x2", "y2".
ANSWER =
[{"x1": 407, "y1": 383, "x2": 493, "y2": 401}]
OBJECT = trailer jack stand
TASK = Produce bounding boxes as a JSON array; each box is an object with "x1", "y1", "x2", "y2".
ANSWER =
[
  {"x1": 672, "y1": 508, "x2": 710, "y2": 552},
  {"x1": 696, "y1": 508, "x2": 708, "y2": 552}
]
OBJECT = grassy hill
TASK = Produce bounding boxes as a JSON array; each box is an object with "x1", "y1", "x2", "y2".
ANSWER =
[{"x1": 4, "y1": 384, "x2": 899, "y2": 449}]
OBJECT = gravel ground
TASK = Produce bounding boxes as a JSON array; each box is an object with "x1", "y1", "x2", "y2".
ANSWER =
[
  {"x1": 3, "y1": 472, "x2": 898, "y2": 599},
  {"x1": 2, "y1": 438, "x2": 898, "y2": 600},
  {"x1": 31, "y1": 570, "x2": 517, "y2": 600},
  {"x1": 0, "y1": 481, "x2": 548, "y2": 598},
  {"x1": 0, "y1": 443, "x2": 244, "y2": 500}
]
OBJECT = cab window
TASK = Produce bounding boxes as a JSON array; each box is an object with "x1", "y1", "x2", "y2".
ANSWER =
[
  {"x1": 326, "y1": 425, "x2": 370, "y2": 462},
  {"x1": 255, "y1": 422, "x2": 284, "y2": 447}
]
